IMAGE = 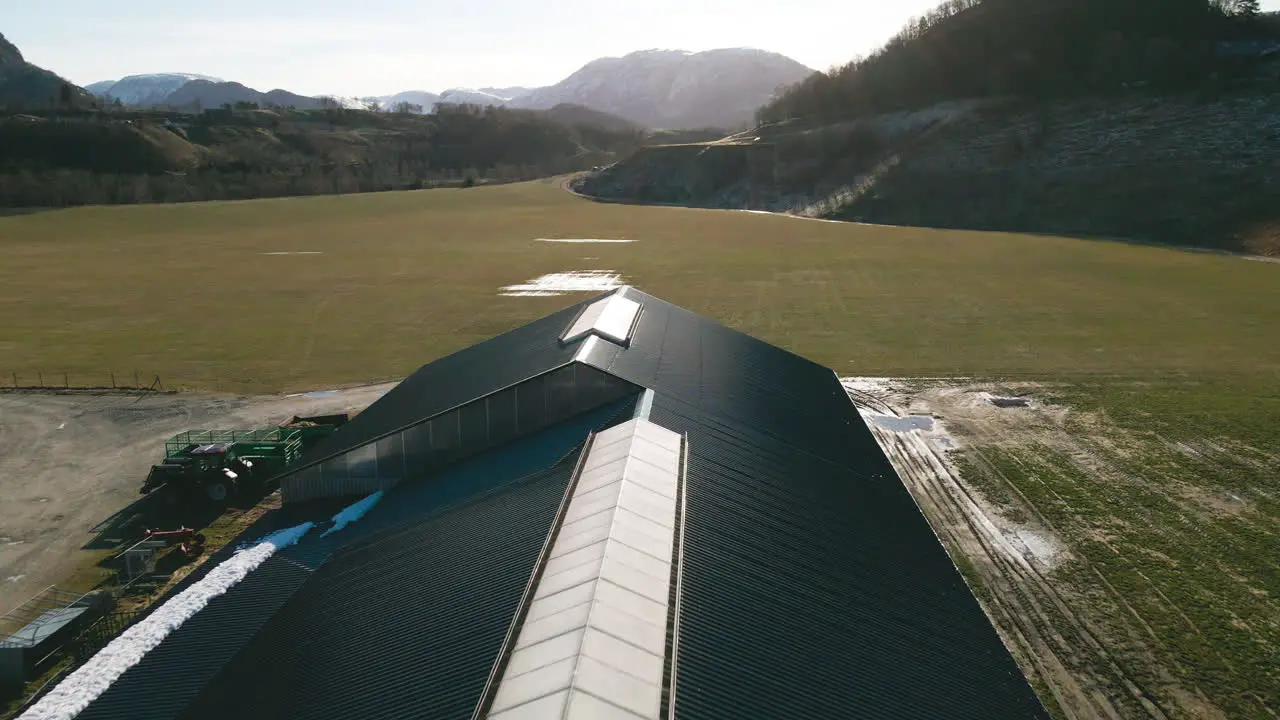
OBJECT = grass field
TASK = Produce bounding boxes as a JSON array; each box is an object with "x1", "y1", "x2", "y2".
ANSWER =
[
  {"x1": 2, "y1": 180, "x2": 1278, "y2": 718},
  {"x1": 1, "y1": 180, "x2": 1277, "y2": 391}
]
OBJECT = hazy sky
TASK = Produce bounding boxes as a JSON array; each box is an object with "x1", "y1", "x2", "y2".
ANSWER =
[
  {"x1": 9, "y1": 0, "x2": 971, "y2": 95},
  {"x1": 9, "y1": 0, "x2": 1280, "y2": 97}
]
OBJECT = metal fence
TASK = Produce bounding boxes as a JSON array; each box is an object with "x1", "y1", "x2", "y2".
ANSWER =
[
  {"x1": 0, "y1": 587, "x2": 88, "y2": 644},
  {"x1": 2, "y1": 370, "x2": 166, "y2": 392}
]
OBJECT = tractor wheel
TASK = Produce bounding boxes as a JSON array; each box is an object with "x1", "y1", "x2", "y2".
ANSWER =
[{"x1": 205, "y1": 482, "x2": 229, "y2": 502}]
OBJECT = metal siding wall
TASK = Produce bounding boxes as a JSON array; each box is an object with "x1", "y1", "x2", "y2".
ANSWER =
[
  {"x1": 515, "y1": 373, "x2": 547, "y2": 432},
  {"x1": 348, "y1": 443, "x2": 376, "y2": 484},
  {"x1": 460, "y1": 398, "x2": 489, "y2": 451},
  {"x1": 279, "y1": 366, "x2": 639, "y2": 505},
  {"x1": 375, "y1": 433, "x2": 404, "y2": 490},
  {"x1": 281, "y1": 465, "x2": 320, "y2": 504},
  {"x1": 544, "y1": 364, "x2": 577, "y2": 421},
  {"x1": 402, "y1": 422, "x2": 429, "y2": 479},
  {"x1": 433, "y1": 409, "x2": 462, "y2": 461},
  {"x1": 295, "y1": 294, "x2": 613, "y2": 467},
  {"x1": 487, "y1": 386, "x2": 518, "y2": 446}
]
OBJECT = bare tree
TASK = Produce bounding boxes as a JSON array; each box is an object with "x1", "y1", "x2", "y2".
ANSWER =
[{"x1": 393, "y1": 101, "x2": 424, "y2": 114}]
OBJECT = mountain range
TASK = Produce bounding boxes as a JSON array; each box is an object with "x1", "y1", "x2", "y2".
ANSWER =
[
  {"x1": 509, "y1": 49, "x2": 813, "y2": 129},
  {"x1": 82, "y1": 48, "x2": 813, "y2": 129}
]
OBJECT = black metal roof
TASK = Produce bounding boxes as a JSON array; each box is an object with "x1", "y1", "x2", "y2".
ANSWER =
[
  {"x1": 580, "y1": 287, "x2": 882, "y2": 469},
  {"x1": 69, "y1": 288, "x2": 1047, "y2": 719},
  {"x1": 295, "y1": 290, "x2": 614, "y2": 469},
  {"x1": 650, "y1": 392, "x2": 1047, "y2": 719},
  {"x1": 180, "y1": 462, "x2": 576, "y2": 720},
  {"x1": 77, "y1": 399, "x2": 633, "y2": 720}
]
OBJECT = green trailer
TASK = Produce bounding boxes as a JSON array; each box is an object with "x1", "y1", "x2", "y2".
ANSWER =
[{"x1": 141, "y1": 414, "x2": 346, "y2": 504}]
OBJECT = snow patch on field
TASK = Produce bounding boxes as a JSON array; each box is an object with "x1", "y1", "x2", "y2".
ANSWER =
[
  {"x1": 22, "y1": 522, "x2": 315, "y2": 720},
  {"x1": 841, "y1": 377, "x2": 1063, "y2": 571},
  {"x1": 321, "y1": 491, "x2": 384, "y2": 538},
  {"x1": 500, "y1": 271, "x2": 623, "y2": 297},
  {"x1": 534, "y1": 238, "x2": 636, "y2": 244}
]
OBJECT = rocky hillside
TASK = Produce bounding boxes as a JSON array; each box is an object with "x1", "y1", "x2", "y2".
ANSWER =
[
  {"x1": 0, "y1": 32, "x2": 94, "y2": 109},
  {"x1": 575, "y1": 91, "x2": 1280, "y2": 255},
  {"x1": 508, "y1": 49, "x2": 814, "y2": 129}
]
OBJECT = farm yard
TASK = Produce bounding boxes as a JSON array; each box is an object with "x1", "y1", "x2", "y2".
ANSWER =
[{"x1": 1, "y1": 180, "x2": 1277, "y2": 719}]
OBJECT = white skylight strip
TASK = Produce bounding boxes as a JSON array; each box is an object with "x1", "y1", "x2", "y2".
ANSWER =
[{"x1": 487, "y1": 418, "x2": 683, "y2": 720}]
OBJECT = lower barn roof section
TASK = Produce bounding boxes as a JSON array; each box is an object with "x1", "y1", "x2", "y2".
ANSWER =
[
  {"x1": 649, "y1": 392, "x2": 1049, "y2": 720},
  {"x1": 179, "y1": 461, "x2": 577, "y2": 720},
  {"x1": 76, "y1": 399, "x2": 635, "y2": 720}
]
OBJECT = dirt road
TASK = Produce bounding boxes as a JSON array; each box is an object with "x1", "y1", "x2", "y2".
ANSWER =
[{"x1": 0, "y1": 384, "x2": 394, "y2": 613}]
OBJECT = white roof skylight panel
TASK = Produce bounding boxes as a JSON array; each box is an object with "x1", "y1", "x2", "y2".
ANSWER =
[
  {"x1": 563, "y1": 299, "x2": 609, "y2": 343},
  {"x1": 592, "y1": 295, "x2": 641, "y2": 344},
  {"x1": 561, "y1": 293, "x2": 641, "y2": 346}
]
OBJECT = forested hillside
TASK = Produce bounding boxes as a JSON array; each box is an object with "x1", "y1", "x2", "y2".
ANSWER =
[
  {"x1": 759, "y1": 0, "x2": 1272, "y2": 123},
  {"x1": 578, "y1": 0, "x2": 1280, "y2": 255},
  {"x1": 0, "y1": 32, "x2": 93, "y2": 110},
  {"x1": 0, "y1": 103, "x2": 649, "y2": 207}
]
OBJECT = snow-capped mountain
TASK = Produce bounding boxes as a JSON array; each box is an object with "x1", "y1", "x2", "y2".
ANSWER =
[
  {"x1": 480, "y1": 86, "x2": 533, "y2": 101},
  {"x1": 90, "y1": 73, "x2": 222, "y2": 106},
  {"x1": 507, "y1": 48, "x2": 813, "y2": 129},
  {"x1": 437, "y1": 88, "x2": 509, "y2": 107},
  {"x1": 375, "y1": 90, "x2": 439, "y2": 111},
  {"x1": 74, "y1": 47, "x2": 812, "y2": 127}
]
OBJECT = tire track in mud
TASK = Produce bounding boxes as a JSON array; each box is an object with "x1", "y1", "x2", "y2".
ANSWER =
[
  {"x1": 961, "y1": 438, "x2": 1171, "y2": 720},
  {"x1": 847, "y1": 385, "x2": 1167, "y2": 720},
  {"x1": 967, "y1": 421, "x2": 1238, "y2": 719}
]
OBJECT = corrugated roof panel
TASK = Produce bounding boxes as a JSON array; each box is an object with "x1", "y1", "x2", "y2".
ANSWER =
[
  {"x1": 76, "y1": 556, "x2": 317, "y2": 720},
  {"x1": 649, "y1": 394, "x2": 1049, "y2": 720},
  {"x1": 579, "y1": 289, "x2": 875, "y2": 469},
  {"x1": 179, "y1": 463, "x2": 578, "y2": 720}
]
